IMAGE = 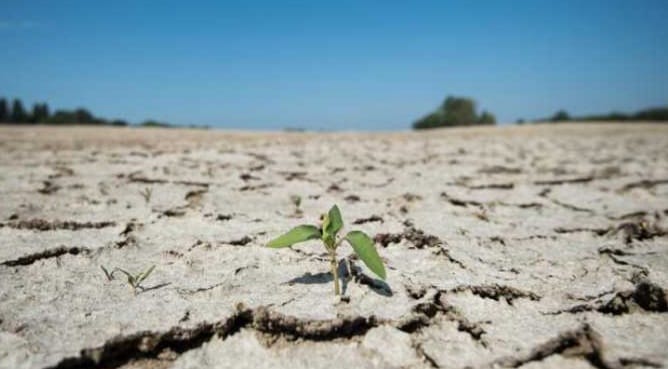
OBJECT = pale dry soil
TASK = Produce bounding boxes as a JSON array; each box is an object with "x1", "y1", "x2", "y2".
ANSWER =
[{"x1": 0, "y1": 124, "x2": 667, "y2": 369}]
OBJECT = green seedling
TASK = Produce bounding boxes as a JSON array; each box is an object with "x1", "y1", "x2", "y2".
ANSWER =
[
  {"x1": 290, "y1": 195, "x2": 303, "y2": 217},
  {"x1": 268, "y1": 205, "x2": 386, "y2": 296},
  {"x1": 139, "y1": 187, "x2": 152, "y2": 203},
  {"x1": 101, "y1": 265, "x2": 155, "y2": 294}
]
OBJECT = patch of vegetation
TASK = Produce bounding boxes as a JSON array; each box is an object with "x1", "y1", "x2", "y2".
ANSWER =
[
  {"x1": 139, "y1": 120, "x2": 172, "y2": 128},
  {"x1": 289, "y1": 195, "x2": 303, "y2": 217},
  {"x1": 413, "y1": 95, "x2": 496, "y2": 129},
  {"x1": 267, "y1": 205, "x2": 386, "y2": 296},
  {"x1": 139, "y1": 187, "x2": 153, "y2": 203},
  {"x1": 0, "y1": 96, "x2": 198, "y2": 128},
  {"x1": 529, "y1": 106, "x2": 668, "y2": 124},
  {"x1": 101, "y1": 265, "x2": 156, "y2": 294},
  {"x1": 0, "y1": 97, "x2": 128, "y2": 125}
]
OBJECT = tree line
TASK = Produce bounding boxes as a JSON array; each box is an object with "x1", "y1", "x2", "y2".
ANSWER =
[
  {"x1": 0, "y1": 97, "x2": 174, "y2": 127},
  {"x1": 527, "y1": 107, "x2": 668, "y2": 124},
  {"x1": 413, "y1": 95, "x2": 668, "y2": 129},
  {"x1": 413, "y1": 96, "x2": 496, "y2": 129}
]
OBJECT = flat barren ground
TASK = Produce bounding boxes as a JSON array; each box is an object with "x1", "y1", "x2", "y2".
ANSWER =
[{"x1": 1, "y1": 124, "x2": 667, "y2": 369}]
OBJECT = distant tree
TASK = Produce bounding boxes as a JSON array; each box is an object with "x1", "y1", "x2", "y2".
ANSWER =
[
  {"x1": 550, "y1": 110, "x2": 571, "y2": 122},
  {"x1": 48, "y1": 110, "x2": 76, "y2": 124},
  {"x1": 478, "y1": 110, "x2": 496, "y2": 125},
  {"x1": 413, "y1": 112, "x2": 444, "y2": 129},
  {"x1": 2, "y1": 96, "x2": 173, "y2": 126},
  {"x1": 516, "y1": 118, "x2": 525, "y2": 124},
  {"x1": 633, "y1": 107, "x2": 668, "y2": 121},
  {"x1": 140, "y1": 120, "x2": 171, "y2": 128},
  {"x1": 47, "y1": 108, "x2": 98, "y2": 124},
  {"x1": 40, "y1": 103, "x2": 50, "y2": 122},
  {"x1": 31, "y1": 103, "x2": 50, "y2": 123},
  {"x1": 0, "y1": 98, "x2": 8, "y2": 122},
  {"x1": 413, "y1": 95, "x2": 496, "y2": 129},
  {"x1": 11, "y1": 99, "x2": 29, "y2": 123},
  {"x1": 602, "y1": 112, "x2": 627, "y2": 121},
  {"x1": 74, "y1": 108, "x2": 95, "y2": 123},
  {"x1": 440, "y1": 96, "x2": 478, "y2": 126},
  {"x1": 110, "y1": 119, "x2": 129, "y2": 126}
]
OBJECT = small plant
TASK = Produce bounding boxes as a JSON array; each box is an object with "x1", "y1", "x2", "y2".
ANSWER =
[
  {"x1": 101, "y1": 265, "x2": 155, "y2": 294},
  {"x1": 139, "y1": 187, "x2": 152, "y2": 203},
  {"x1": 473, "y1": 207, "x2": 489, "y2": 222},
  {"x1": 267, "y1": 205, "x2": 386, "y2": 296},
  {"x1": 290, "y1": 194, "x2": 303, "y2": 217}
]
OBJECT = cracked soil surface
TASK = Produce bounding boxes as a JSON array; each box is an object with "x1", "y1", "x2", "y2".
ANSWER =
[{"x1": 0, "y1": 124, "x2": 667, "y2": 369}]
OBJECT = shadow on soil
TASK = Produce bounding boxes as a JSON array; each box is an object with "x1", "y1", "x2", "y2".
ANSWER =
[{"x1": 284, "y1": 260, "x2": 393, "y2": 297}]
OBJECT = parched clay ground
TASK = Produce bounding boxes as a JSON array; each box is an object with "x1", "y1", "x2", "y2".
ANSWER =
[{"x1": 0, "y1": 124, "x2": 667, "y2": 369}]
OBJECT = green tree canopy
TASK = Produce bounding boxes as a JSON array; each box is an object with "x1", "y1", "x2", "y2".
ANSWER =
[
  {"x1": 478, "y1": 110, "x2": 496, "y2": 125},
  {"x1": 0, "y1": 96, "x2": 180, "y2": 126},
  {"x1": 11, "y1": 99, "x2": 29, "y2": 123},
  {"x1": 31, "y1": 103, "x2": 50, "y2": 123},
  {"x1": 550, "y1": 110, "x2": 571, "y2": 122},
  {"x1": 0, "y1": 98, "x2": 8, "y2": 122},
  {"x1": 440, "y1": 96, "x2": 477, "y2": 126},
  {"x1": 413, "y1": 95, "x2": 496, "y2": 129},
  {"x1": 634, "y1": 107, "x2": 668, "y2": 121}
]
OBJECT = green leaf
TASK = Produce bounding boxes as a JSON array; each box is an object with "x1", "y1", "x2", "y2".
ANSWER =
[
  {"x1": 325, "y1": 205, "x2": 343, "y2": 236},
  {"x1": 113, "y1": 268, "x2": 135, "y2": 286},
  {"x1": 267, "y1": 225, "x2": 321, "y2": 248},
  {"x1": 322, "y1": 214, "x2": 331, "y2": 236},
  {"x1": 345, "y1": 231, "x2": 386, "y2": 280},
  {"x1": 137, "y1": 265, "x2": 155, "y2": 284},
  {"x1": 101, "y1": 266, "x2": 113, "y2": 281}
]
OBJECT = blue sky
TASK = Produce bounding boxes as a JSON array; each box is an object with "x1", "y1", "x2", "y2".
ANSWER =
[{"x1": 1, "y1": 0, "x2": 667, "y2": 130}]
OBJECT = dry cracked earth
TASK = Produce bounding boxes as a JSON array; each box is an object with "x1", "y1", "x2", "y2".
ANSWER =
[{"x1": 0, "y1": 124, "x2": 667, "y2": 369}]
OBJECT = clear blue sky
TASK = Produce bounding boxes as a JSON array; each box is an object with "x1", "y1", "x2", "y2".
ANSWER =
[{"x1": 1, "y1": 0, "x2": 667, "y2": 130}]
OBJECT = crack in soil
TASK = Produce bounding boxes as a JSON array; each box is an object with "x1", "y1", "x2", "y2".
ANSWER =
[
  {"x1": 127, "y1": 172, "x2": 211, "y2": 188},
  {"x1": 477, "y1": 165, "x2": 522, "y2": 175},
  {"x1": 238, "y1": 183, "x2": 273, "y2": 192},
  {"x1": 374, "y1": 223, "x2": 467, "y2": 269},
  {"x1": 46, "y1": 309, "x2": 250, "y2": 369},
  {"x1": 374, "y1": 222, "x2": 441, "y2": 249},
  {"x1": 397, "y1": 291, "x2": 489, "y2": 348},
  {"x1": 43, "y1": 290, "x2": 501, "y2": 369},
  {"x1": 115, "y1": 222, "x2": 140, "y2": 249},
  {"x1": 441, "y1": 192, "x2": 544, "y2": 210},
  {"x1": 449, "y1": 284, "x2": 541, "y2": 305},
  {"x1": 468, "y1": 182, "x2": 515, "y2": 190},
  {"x1": 613, "y1": 220, "x2": 666, "y2": 244},
  {"x1": 413, "y1": 342, "x2": 439, "y2": 368},
  {"x1": 533, "y1": 176, "x2": 595, "y2": 186},
  {"x1": 546, "y1": 280, "x2": 667, "y2": 315},
  {"x1": 0, "y1": 219, "x2": 116, "y2": 231},
  {"x1": 490, "y1": 324, "x2": 618, "y2": 369},
  {"x1": 352, "y1": 215, "x2": 384, "y2": 224},
  {"x1": 555, "y1": 219, "x2": 667, "y2": 244},
  {"x1": 618, "y1": 357, "x2": 662, "y2": 368},
  {"x1": 184, "y1": 188, "x2": 208, "y2": 209},
  {"x1": 1, "y1": 246, "x2": 91, "y2": 266},
  {"x1": 38, "y1": 180, "x2": 61, "y2": 194},
  {"x1": 176, "y1": 282, "x2": 227, "y2": 296},
  {"x1": 620, "y1": 179, "x2": 668, "y2": 192},
  {"x1": 440, "y1": 192, "x2": 483, "y2": 208},
  {"x1": 220, "y1": 236, "x2": 253, "y2": 246},
  {"x1": 550, "y1": 198, "x2": 596, "y2": 213},
  {"x1": 45, "y1": 305, "x2": 381, "y2": 369},
  {"x1": 555, "y1": 227, "x2": 610, "y2": 236}
]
